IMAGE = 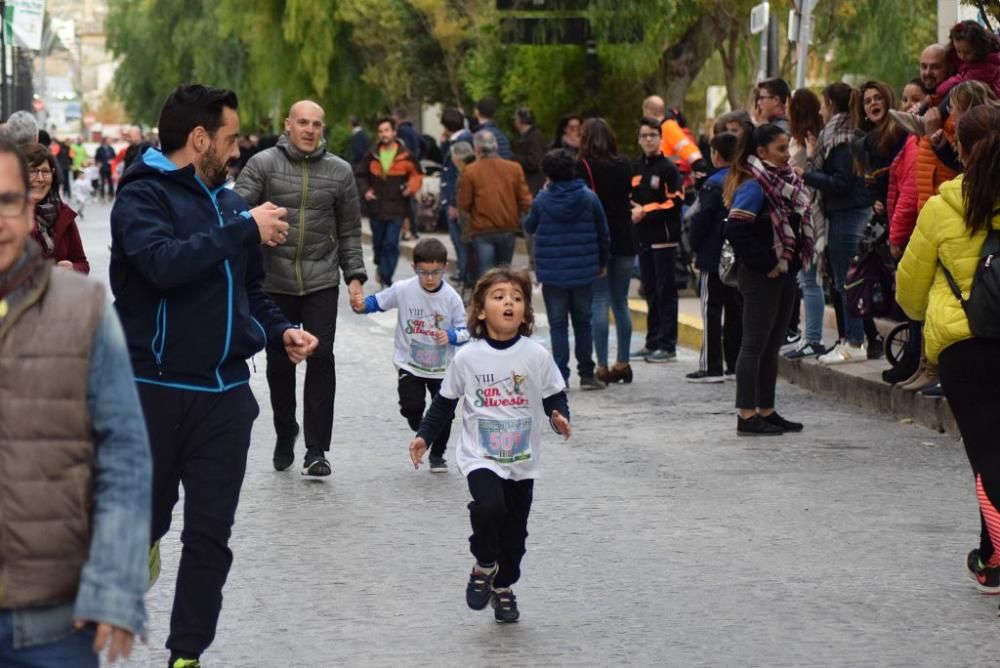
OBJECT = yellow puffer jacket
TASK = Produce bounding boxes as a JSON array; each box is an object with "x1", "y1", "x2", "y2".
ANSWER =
[{"x1": 896, "y1": 175, "x2": 1000, "y2": 363}]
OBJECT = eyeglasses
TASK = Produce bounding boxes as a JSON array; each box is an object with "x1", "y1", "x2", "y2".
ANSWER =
[
  {"x1": 28, "y1": 168, "x2": 53, "y2": 180},
  {"x1": 863, "y1": 96, "x2": 885, "y2": 107},
  {"x1": 415, "y1": 269, "x2": 445, "y2": 278},
  {"x1": 0, "y1": 191, "x2": 28, "y2": 216}
]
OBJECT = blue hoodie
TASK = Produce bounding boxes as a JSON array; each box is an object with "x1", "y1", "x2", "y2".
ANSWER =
[
  {"x1": 110, "y1": 148, "x2": 293, "y2": 391},
  {"x1": 686, "y1": 167, "x2": 729, "y2": 272},
  {"x1": 523, "y1": 179, "x2": 609, "y2": 288}
]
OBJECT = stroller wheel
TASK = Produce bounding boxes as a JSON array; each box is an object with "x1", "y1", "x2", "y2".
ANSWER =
[{"x1": 885, "y1": 322, "x2": 909, "y2": 367}]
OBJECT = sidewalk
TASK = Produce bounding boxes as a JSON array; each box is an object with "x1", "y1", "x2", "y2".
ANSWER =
[{"x1": 368, "y1": 228, "x2": 957, "y2": 437}]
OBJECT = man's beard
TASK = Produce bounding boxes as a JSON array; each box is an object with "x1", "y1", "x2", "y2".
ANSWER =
[{"x1": 199, "y1": 147, "x2": 230, "y2": 189}]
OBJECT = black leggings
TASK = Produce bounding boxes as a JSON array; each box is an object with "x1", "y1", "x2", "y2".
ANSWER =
[
  {"x1": 940, "y1": 338, "x2": 1000, "y2": 565},
  {"x1": 398, "y1": 370, "x2": 449, "y2": 457},
  {"x1": 467, "y1": 469, "x2": 534, "y2": 589},
  {"x1": 735, "y1": 266, "x2": 796, "y2": 410}
]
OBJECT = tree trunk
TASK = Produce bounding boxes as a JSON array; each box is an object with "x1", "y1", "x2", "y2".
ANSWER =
[
  {"x1": 719, "y1": 22, "x2": 741, "y2": 113},
  {"x1": 659, "y1": 14, "x2": 719, "y2": 109}
]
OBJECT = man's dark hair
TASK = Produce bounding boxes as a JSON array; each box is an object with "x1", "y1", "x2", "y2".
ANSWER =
[
  {"x1": 157, "y1": 84, "x2": 238, "y2": 154},
  {"x1": 638, "y1": 117, "x2": 662, "y2": 135},
  {"x1": 0, "y1": 136, "x2": 29, "y2": 192},
  {"x1": 758, "y1": 78, "x2": 791, "y2": 105},
  {"x1": 441, "y1": 108, "x2": 466, "y2": 133},
  {"x1": 394, "y1": 107, "x2": 409, "y2": 121},
  {"x1": 413, "y1": 237, "x2": 449, "y2": 265},
  {"x1": 541, "y1": 148, "x2": 576, "y2": 181},
  {"x1": 515, "y1": 107, "x2": 535, "y2": 126},
  {"x1": 376, "y1": 116, "x2": 397, "y2": 131},
  {"x1": 476, "y1": 97, "x2": 498, "y2": 119}
]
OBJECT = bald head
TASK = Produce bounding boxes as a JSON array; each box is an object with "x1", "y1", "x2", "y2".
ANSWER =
[
  {"x1": 920, "y1": 44, "x2": 952, "y2": 93},
  {"x1": 285, "y1": 100, "x2": 325, "y2": 154},
  {"x1": 642, "y1": 95, "x2": 665, "y2": 121}
]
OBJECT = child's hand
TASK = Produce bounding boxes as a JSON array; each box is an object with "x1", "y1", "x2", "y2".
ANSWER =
[
  {"x1": 434, "y1": 330, "x2": 449, "y2": 345},
  {"x1": 551, "y1": 410, "x2": 571, "y2": 440},
  {"x1": 409, "y1": 436, "x2": 428, "y2": 469}
]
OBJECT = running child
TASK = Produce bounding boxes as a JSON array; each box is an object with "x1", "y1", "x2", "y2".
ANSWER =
[
  {"x1": 409, "y1": 267, "x2": 571, "y2": 623},
  {"x1": 356, "y1": 238, "x2": 468, "y2": 471}
]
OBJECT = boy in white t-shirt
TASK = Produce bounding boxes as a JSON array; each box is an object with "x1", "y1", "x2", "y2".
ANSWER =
[
  {"x1": 356, "y1": 238, "x2": 469, "y2": 471},
  {"x1": 409, "y1": 267, "x2": 571, "y2": 623}
]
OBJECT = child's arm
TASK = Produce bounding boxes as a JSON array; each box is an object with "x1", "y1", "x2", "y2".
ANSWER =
[
  {"x1": 356, "y1": 284, "x2": 397, "y2": 314},
  {"x1": 409, "y1": 393, "x2": 460, "y2": 468},
  {"x1": 542, "y1": 391, "x2": 571, "y2": 440},
  {"x1": 444, "y1": 294, "x2": 470, "y2": 346}
]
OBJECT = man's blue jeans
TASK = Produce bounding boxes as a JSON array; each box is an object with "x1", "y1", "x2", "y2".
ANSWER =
[
  {"x1": 447, "y1": 214, "x2": 468, "y2": 283},
  {"x1": 371, "y1": 218, "x2": 403, "y2": 285},
  {"x1": 0, "y1": 611, "x2": 98, "y2": 667},
  {"x1": 472, "y1": 232, "x2": 516, "y2": 281},
  {"x1": 542, "y1": 282, "x2": 596, "y2": 382},
  {"x1": 796, "y1": 262, "x2": 825, "y2": 345},
  {"x1": 592, "y1": 254, "x2": 634, "y2": 367}
]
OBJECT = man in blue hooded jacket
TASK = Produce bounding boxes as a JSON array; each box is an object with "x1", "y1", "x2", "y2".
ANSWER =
[{"x1": 110, "y1": 84, "x2": 319, "y2": 668}]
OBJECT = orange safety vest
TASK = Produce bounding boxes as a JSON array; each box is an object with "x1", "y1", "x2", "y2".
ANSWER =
[{"x1": 659, "y1": 118, "x2": 702, "y2": 174}]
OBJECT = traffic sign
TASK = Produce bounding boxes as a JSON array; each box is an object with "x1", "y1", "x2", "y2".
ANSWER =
[{"x1": 750, "y1": 1, "x2": 770, "y2": 35}]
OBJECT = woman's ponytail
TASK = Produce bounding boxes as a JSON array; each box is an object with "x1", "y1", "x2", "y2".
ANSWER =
[{"x1": 958, "y1": 106, "x2": 1000, "y2": 234}]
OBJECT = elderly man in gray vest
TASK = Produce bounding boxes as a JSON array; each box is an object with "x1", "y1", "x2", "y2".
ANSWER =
[
  {"x1": 235, "y1": 100, "x2": 367, "y2": 476},
  {"x1": 0, "y1": 138, "x2": 151, "y2": 664}
]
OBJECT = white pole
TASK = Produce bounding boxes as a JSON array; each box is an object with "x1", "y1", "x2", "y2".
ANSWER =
[
  {"x1": 757, "y1": 2, "x2": 770, "y2": 82},
  {"x1": 795, "y1": 0, "x2": 815, "y2": 90}
]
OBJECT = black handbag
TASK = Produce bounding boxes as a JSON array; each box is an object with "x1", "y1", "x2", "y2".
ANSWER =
[{"x1": 940, "y1": 226, "x2": 1000, "y2": 340}]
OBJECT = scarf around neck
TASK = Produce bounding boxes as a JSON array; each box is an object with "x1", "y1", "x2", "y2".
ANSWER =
[
  {"x1": 747, "y1": 155, "x2": 815, "y2": 269},
  {"x1": 811, "y1": 112, "x2": 856, "y2": 172}
]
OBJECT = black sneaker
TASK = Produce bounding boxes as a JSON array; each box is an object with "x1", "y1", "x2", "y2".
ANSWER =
[
  {"x1": 867, "y1": 337, "x2": 885, "y2": 360},
  {"x1": 466, "y1": 562, "x2": 497, "y2": 610},
  {"x1": 491, "y1": 588, "x2": 520, "y2": 623},
  {"x1": 967, "y1": 549, "x2": 1000, "y2": 593},
  {"x1": 761, "y1": 412, "x2": 803, "y2": 433},
  {"x1": 630, "y1": 346, "x2": 651, "y2": 359},
  {"x1": 784, "y1": 342, "x2": 827, "y2": 360},
  {"x1": 785, "y1": 329, "x2": 802, "y2": 346},
  {"x1": 579, "y1": 376, "x2": 606, "y2": 391},
  {"x1": 428, "y1": 455, "x2": 448, "y2": 473},
  {"x1": 737, "y1": 414, "x2": 784, "y2": 436},
  {"x1": 882, "y1": 358, "x2": 919, "y2": 384},
  {"x1": 272, "y1": 425, "x2": 299, "y2": 472},
  {"x1": 685, "y1": 370, "x2": 724, "y2": 384},
  {"x1": 302, "y1": 452, "x2": 332, "y2": 477}
]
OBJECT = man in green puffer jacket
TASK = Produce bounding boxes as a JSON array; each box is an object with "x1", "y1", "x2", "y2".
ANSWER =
[{"x1": 235, "y1": 100, "x2": 367, "y2": 477}]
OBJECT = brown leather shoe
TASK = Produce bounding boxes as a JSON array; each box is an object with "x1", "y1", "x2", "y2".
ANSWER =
[
  {"x1": 899, "y1": 364, "x2": 939, "y2": 392},
  {"x1": 596, "y1": 366, "x2": 611, "y2": 383},
  {"x1": 897, "y1": 359, "x2": 926, "y2": 388},
  {"x1": 609, "y1": 363, "x2": 633, "y2": 384}
]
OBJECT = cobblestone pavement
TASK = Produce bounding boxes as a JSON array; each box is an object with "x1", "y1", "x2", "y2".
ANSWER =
[{"x1": 78, "y1": 202, "x2": 996, "y2": 667}]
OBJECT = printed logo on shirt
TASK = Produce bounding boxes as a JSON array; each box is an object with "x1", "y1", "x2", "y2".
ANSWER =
[
  {"x1": 650, "y1": 175, "x2": 660, "y2": 190},
  {"x1": 473, "y1": 370, "x2": 530, "y2": 408}
]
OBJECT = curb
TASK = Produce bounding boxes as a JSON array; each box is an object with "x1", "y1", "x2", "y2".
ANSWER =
[{"x1": 628, "y1": 297, "x2": 958, "y2": 437}]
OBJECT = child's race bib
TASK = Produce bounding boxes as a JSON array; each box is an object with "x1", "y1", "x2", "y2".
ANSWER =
[
  {"x1": 477, "y1": 417, "x2": 532, "y2": 464},
  {"x1": 409, "y1": 339, "x2": 447, "y2": 373}
]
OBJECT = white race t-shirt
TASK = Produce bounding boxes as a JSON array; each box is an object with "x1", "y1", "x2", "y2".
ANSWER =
[
  {"x1": 375, "y1": 276, "x2": 468, "y2": 378},
  {"x1": 440, "y1": 337, "x2": 566, "y2": 481}
]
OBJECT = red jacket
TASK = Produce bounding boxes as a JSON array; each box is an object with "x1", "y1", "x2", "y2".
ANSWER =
[
  {"x1": 30, "y1": 202, "x2": 90, "y2": 274},
  {"x1": 888, "y1": 135, "x2": 919, "y2": 247},
  {"x1": 935, "y1": 51, "x2": 1000, "y2": 99}
]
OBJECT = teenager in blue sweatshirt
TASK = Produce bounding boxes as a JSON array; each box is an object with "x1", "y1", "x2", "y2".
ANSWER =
[
  {"x1": 686, "y1": 132, "x2": 743, "y2": 382},
  {"x1": 523, "y1": 148, "x2": 610, "y2": 390},
  {"x1": 110, "y1": 85, "x2": 319, "y2": 668}
]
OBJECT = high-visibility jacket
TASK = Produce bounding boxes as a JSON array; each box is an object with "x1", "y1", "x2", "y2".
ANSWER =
[{"x1": 659, "y1": 118, "x2": 702, "y2": 175}]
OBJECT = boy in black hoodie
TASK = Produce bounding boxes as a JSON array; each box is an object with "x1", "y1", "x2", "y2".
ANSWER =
[{"x1": 630, "y1": 117, "x2": 685, "y2": 363}]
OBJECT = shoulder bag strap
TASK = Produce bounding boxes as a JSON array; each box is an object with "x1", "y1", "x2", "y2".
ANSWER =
[{"x1": 581, "y1": 158, "x2": 596, "y2": 191}]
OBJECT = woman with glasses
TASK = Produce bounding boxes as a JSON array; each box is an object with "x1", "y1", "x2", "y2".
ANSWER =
[{"x1": 25, "y1": 142, "x2": 89, "y2": 274}]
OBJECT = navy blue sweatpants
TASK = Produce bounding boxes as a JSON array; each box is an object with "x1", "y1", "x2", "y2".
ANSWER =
[{"x1": 139, "y1": 383, "x2": 259, "y2": 660}]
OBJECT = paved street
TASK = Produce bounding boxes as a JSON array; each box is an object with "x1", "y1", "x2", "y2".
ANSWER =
[{"x1": 77, "y1": 201, "x2": 997, "y2": 667}]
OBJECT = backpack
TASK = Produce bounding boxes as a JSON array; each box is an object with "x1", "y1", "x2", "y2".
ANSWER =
[
  {"x1": 845, "y1": 247, "x2": 895, "y2": 319},
  {"x1": 941, "y1": 224, "x2": 1000, "y2": 340}
]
